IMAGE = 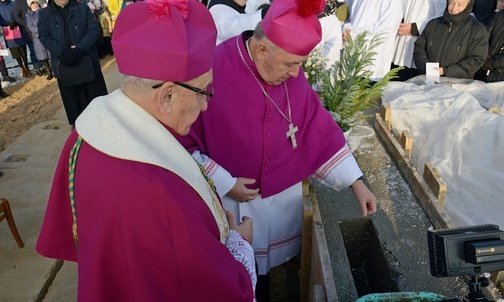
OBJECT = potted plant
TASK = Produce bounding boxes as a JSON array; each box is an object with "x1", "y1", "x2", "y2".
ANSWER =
[{"x1": 318, "y1": 31, "x2": 402, "y2": 132}]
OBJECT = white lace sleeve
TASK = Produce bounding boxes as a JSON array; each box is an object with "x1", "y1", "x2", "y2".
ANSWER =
[{"x1": 226, "y1": 230, "x2": 257, "y2": 296}]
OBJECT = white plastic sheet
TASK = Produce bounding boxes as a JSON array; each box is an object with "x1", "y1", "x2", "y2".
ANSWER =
[{"x1": 381, "y1": 76, "x2": 504, "y2": 228}]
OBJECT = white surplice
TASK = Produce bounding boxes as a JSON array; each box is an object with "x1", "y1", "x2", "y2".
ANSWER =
[
  {"x1": 343, "y1": 0, "x2": 403, "y2": 81},
  {"x1": 316, "y1": 14, "x2": 343, "y2": 69},
  {"x1": 192, "y1": 144, "x2": 363, "y2": 275},
  {"x1": 210, "y1": 4, "x2": 262, "y2": 45},
  {"x1": 392, "y1": 0, "x2": 446, "y2": 68}
]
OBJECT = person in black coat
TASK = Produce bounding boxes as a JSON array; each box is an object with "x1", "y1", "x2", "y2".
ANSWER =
[
  {"x1": 472, "y1": 0, "x2": 497, "y2": 25},
  {"x1": 12, "y1": 0, "x2": 42, "y2": 74},
  {"x1": 414, "y1": 0, "x2": 489, "y2": 79},
  {"x1": 475, "y1": 9, "x2": 504, "y2": 82},
  {"x1": 38, "y1": 0, "x2": 108, "y2": 125}
]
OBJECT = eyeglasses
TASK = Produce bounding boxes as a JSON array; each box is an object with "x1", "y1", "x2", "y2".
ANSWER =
[{"x1": 152, "y1": 81, "x2": 214, "y2": 101}]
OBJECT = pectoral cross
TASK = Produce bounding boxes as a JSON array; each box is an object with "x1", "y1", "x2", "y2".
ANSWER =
[{"x1": 286, "y1": 123, "x2": 298, "y2": 149}]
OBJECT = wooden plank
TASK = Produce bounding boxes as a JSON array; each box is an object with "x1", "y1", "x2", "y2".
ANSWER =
[
  {"x1": 300, "y1": 180, "x2": 314, "y2": 302},
  {"x1": 308, "y1": 187, "x2": 338, "y2": 302},
  {"x1": 303, "y1": 178, "x2": 310, "y2": 197},
  {"x1": 374, "y1": 106, "x2": 504, "y2": 300},
  {"x1": 400, "y1": 130, "x2": 413, "y2": 158},
  {"x1": 423, "y1": 163, "x2": 447, "y2": 207},
  {"x1": 374, "y1": 112, "x2": 454, "y2": 229},
  {"x1": 381, "y1": 103, "x2": 392, "y2": 130},
  {"x1": 490, "y1": 271, "x2": 504, "y2": 288}
]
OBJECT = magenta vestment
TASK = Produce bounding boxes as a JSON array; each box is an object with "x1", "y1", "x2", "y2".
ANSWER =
[
  {"x1": 180, "y1": 33, "x2": 346, "y2": 198},
  {"x1": 37, "y1": 131, "x2": 253, "y2": 301}
]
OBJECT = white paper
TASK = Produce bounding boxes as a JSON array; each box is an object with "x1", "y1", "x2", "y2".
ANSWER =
[
  {"x1": 426, "y1": 62, "x2": 440, "y2": 77},
  {"x1": 0, "y1": 49, "x2": 9, "y2": 57}
]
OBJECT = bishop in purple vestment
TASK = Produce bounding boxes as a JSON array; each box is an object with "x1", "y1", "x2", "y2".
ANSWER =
[
  {"x1": 36, "y1": 1, "x2": 257, "y2": 301},
  {"x1": 178, "y1": 0, "x2": 378, "y2": 282}
]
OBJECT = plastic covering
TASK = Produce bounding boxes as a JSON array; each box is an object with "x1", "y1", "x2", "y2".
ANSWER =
[{"x1": 381, "y1": 76, "x2": 504, "y2": 228}]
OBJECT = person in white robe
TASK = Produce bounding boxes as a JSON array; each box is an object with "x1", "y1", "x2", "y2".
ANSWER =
[
  {"x1": 392, "y1": 0, "x2": 445, "y2": 81},
  {"x1": 316, "y1": 11, "x2": 343, "y2": 69},
  {"x1": 209, "y1": 0, "x2": 269, "y2": 45},
  {"x1": 343, "y1": 0, "x2": 403, "y2": 81}
]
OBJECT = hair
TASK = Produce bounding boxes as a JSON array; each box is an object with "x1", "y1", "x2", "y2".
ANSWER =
[
  {"x1": 253, "y1": 21, "x2": 266, "y2": 40},
  {"x1": 253, "y1": 21, "x2": 279, "y2": 54},
  {"x1": 120, "y1": 74, "x2": 159, "y2": 95}
]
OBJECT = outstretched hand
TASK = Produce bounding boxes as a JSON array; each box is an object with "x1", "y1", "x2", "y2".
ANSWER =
[
  {"x1": 228, "y1": 177, "x2": 260, "y2": 203},
  {"x1": 351, "y1": 180, "x2": 377, "y2": 216},
  {"x1": 226, "y1": 210, "x2": 253, "y2": 244}
]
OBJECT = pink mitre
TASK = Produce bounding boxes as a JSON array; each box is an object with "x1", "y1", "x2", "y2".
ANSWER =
[
  {"x1": 262, "y1": 0, "x2": 325, "y2": 56},
  {"x1": 112, "y1": 0, "x2": 217, "y2": 82}
]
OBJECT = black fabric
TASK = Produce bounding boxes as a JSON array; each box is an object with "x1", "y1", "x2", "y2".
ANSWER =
[
  {"x1": 58, "y1": 55, "x2": 95, "y2": 86},
  {"x1": 411, "y1": 22, "x2": 419, "y2": 36},
  {"x1": 478, "y1": 10, "x2": 504, "y2": 82},
  {"x1": 58, "y1": 47, "x2": 82, "y2": 65},
  {"x1": 486, "y1": 68, "x2": 504, "y2": 82},
  {"x1": 260, "y1": 5, "x2": 269, "y2": 19},
  {"x1": 442, "y1": 0, "x2": 475, "y2": 25},
  {"x1": 55, "y1": 2, "x2": 72, "y2": 47},
  {"x1": 12, "y1": 0, "x2": 32, "y2": 41},
  {"x1": 208, "y1": 0, "x2": 245, "y2": 13},
  {"x1": 391, "y1": 63, "x2": 420, "y2": 82},
  {"x1": 413, "y1": 0, "x2": 488, "y2": 79},
  {"x1": 38, "y1": 0, "x2": 101, "y2": 79},
  {"x1": 472, "y1": 0, "x2": 497, "y2": 25},
  {"x1": 57, "y1": 69, "x2": 107, "y2": 125},
  {"x1": 256, "y1": 274, "x2": 270, "y2": 302}
]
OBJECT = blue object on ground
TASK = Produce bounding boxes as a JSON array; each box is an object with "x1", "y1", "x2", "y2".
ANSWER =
[{"x1": 355, "y1": 291, "x2": 447, "y2": 301}]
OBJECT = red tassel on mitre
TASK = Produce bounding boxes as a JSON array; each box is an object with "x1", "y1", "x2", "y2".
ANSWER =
[
  {"x1": 297, "y1": 0, "x2": 325, "y2": 17},
  {"x1": 147, "y1": 0, "x2": 189, "y2": 20}
]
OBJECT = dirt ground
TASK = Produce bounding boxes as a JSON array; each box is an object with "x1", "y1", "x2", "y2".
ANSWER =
[
  {"x1": 0, "y1": 57, "x2": 115, "y2": 153},
  {"x1": 0, "y1": 72, "x2": 61, "y2": 153}
]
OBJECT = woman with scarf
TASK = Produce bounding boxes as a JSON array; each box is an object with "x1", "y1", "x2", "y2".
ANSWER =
[{"x1": 413, "y1": 0, "x2": 489, "y2": 79}]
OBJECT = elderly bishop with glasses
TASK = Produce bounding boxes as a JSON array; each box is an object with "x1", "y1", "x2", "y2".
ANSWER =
[
  {"x1": 178, "y1": 0, "x2": 377, "y2": 298},
  {"x1": 36, "y1": 0, "x2": 257, "y2": 301}
]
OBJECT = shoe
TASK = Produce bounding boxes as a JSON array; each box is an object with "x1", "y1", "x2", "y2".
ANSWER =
[
  {"x1": 46, "y1": 72, "x2": 53, "y2": 80},
  {"x1": 0, "y1": 90, "x2": 9, "y2": 98},
  {"x1": 3, "y1": 75, "x2": 15, "y2": 82},
  {"x1": 35, "y1": 69, "x2": 45, "y2": 76}
]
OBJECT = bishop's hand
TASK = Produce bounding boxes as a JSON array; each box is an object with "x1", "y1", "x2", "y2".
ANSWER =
[
  {"x1": 226, "y1": 210, "x2": 253, "y2": 244},
  {"x1": 228, "y1": 177, "x2": 260, "y2": 203},
  {"x1": 351, "y1": 180, "x2": 377, "y2": 217}
]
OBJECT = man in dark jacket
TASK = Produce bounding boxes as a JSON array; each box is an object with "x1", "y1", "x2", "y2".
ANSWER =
[
  {"x1": 476, "y1": 9, "x2": 504, "y2": 82},
  {"x1": 12, "y1": 0, "x2": 42, "y2": 75},
  {"x1": 472, "y1": 0, "x2": 497, "y2": 25},
  {"x1": 38, "y1": 0, "x2": 108, "y2": 125},
  {"x1": 413, "y1": 0, "x2": 489, "y2": 79}
]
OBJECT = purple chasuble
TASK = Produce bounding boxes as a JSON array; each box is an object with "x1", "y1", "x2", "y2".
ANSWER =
[
  {"x1": 179, "y1": 33, "x2": 346, "y2": 198},
  {"x1": 37, "y1": 131, "x2": 254, "y2": 302}
]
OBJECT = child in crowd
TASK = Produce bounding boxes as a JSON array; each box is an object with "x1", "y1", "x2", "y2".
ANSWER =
[{"x1": 26, "y1": 0, "x2": 53, "y2": 80}]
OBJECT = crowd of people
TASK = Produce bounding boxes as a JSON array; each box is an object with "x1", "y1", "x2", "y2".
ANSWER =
[
  {"x1": 19, "y1": 0, "x2": 502, "y2": 301},
  {"x1": 223, "y1": 0, "x2": 503, "y2": 83}
]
